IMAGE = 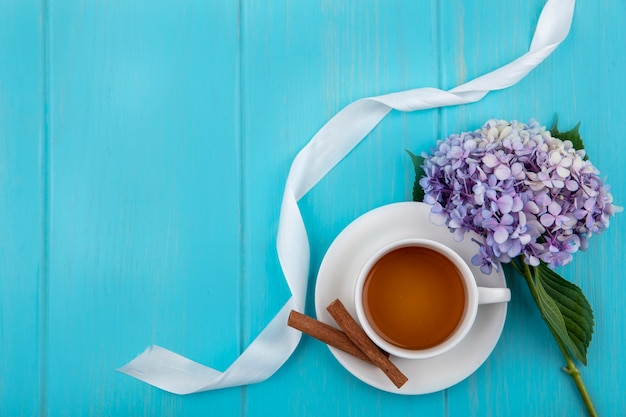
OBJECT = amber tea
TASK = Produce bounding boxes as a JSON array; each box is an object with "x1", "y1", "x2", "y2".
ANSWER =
[{"x1": 362, "y1": 246, "x2": 466, "y2": 350}]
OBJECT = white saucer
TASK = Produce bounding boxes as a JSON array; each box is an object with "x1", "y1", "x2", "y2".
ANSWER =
[{"x1": 314, "y1": 202, "x2": 508, "y2": 395}]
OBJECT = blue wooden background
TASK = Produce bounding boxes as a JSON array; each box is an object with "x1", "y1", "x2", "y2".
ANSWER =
[{"x1": 1, "y1": 0, "x2": 624, "y2": 416}]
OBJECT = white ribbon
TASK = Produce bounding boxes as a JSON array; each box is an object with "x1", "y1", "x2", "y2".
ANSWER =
[{"x1": 119, "y1": 0, "x2": 576, "y2": 394}]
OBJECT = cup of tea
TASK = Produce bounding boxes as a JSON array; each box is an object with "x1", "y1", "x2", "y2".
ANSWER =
[{"x1": 354, "y1": 238, "x2": 511, "y2": 360}]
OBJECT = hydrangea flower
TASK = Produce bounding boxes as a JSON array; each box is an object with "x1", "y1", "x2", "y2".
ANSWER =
[{"x1": 419, "y1": 119, "x2": 620, "y2": 273}]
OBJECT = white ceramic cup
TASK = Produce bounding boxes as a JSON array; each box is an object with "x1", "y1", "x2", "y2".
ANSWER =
[{"x1": 354, "y1": 238, "x2": 511, "y2": 360}]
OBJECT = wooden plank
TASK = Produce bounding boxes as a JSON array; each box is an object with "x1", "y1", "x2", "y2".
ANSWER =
[
  {"x1": 0, "y1": 1, "x2": 44, "y2": 415},
  {"x1": 440, "y1": 1, "x2": 626, "y2": 416},
  {"x1": 240, "y1": 0, "x2": 445, "y2": 415},
  {"x1": 45, "y1": 1, "x2": 242, "y2": 414}
]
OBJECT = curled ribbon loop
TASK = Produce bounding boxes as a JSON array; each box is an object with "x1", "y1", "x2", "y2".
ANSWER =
[{"x1": 119, "y1": 0, "x2": 576, "y2": 394}]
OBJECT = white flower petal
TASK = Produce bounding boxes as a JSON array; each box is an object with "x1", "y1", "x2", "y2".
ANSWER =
[
  {"x1": 499, "y1": 126, "x2": 512, "y2": 139},
  {"x1": 556, "y1": 165, "x2": 571, "y2": 178},
  {"x1": 549, "y1": 151, "x2": 562, "y2": 165}
]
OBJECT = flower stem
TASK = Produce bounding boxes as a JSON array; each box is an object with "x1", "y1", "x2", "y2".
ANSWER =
[{"x1": 518, "y1": 261, "x2": 598, "y2": 417}]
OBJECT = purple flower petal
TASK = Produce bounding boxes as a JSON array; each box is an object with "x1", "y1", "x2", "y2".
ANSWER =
[
  {"x1": 419, "y1": 118, "x2": 618, "y2": 271},
  {"x1": 430, "y1": 211, "x2": 447, "y2": 226},
  {"x1": 482, "y1": 153, "x2": 500, "y2": 168},
  {"x1": 525, "y1": 201, "x2": 540, "y2": 214},
  {"x1": 497, "y1": 195, "x2": 514, "y2": 213},
  {"x1": 493, "y1": 227, "x2": 509, "y2": 244},
  {"x1": 548, "y1": 201, "x2": 562, "y2": 216},
  {"x1": 501, "y1": 214, "x2": 514, "y2": 226},
  {"x1": 584, "y1": 197, "x2": 597, "y2": 211},
  {"x1": 551, "y1": 179, "x2": 565, "y2": 188},
  {"x1": 565, "y1": 180, "x2": 579, "y2": 191},
  {"x1": 540, "y1": 213, "x2": 555, "y2": 227},
  {"x1": 494, "y1": 164, "x2": 512, "y2": 181},
  {"x1": 449, "y1": 146, "x2": 464, "y2": 159}
]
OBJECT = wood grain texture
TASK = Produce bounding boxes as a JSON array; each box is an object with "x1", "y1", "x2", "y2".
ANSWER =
[
  {"x1": 44, "y1": 1, "x2": 242, "y2": 415},
  {"x1": 0, "y1": 0, "x2": 624, "y2": 415},
  {"x1": 0, "y1": 1, "x2": 44, "y2": 416}
]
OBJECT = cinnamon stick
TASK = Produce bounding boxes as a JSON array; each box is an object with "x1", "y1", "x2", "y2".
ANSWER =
[
  {"x1": 287, "y1": 310, "x2": 373, "y2": 363},
  {"x1": 326, "y1": 298, "x2": 408, "y2": 388}
]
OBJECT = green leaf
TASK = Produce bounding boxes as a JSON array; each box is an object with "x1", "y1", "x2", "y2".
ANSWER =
[
  {"x1": 550, "y1": 116, "x2": 588, "y2": 160},
  {"x1": 533, "y1": 263, "x2": 594, "y2": 365},
  {"x1": 406, "y1": 150, "x2": 425, "y2": 202}
]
